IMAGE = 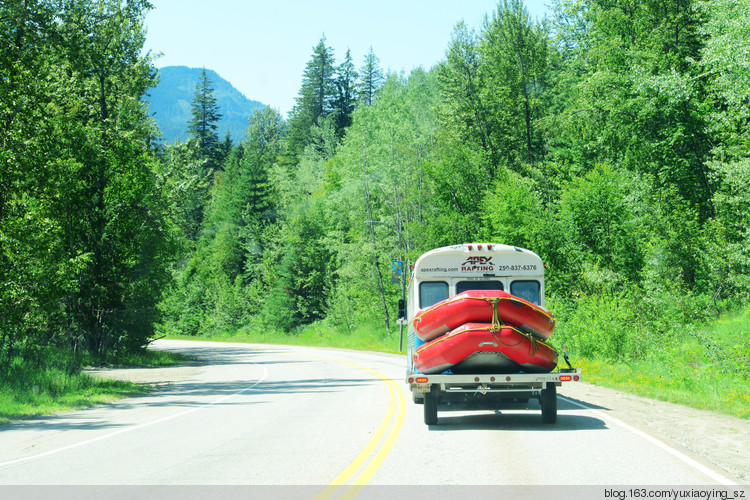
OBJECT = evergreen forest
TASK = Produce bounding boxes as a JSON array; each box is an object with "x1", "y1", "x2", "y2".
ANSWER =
[{"x1": 2, "y1": 0, "x2": 749, "y2": 413}]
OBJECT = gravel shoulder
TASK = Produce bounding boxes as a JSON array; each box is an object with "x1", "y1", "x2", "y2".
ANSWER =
[{"x1": 560, "y1": 381, "x2": 750, "y2": 485}]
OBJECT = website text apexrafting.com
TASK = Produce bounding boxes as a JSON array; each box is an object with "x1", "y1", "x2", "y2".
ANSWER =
[
  {"x1": 419, "y1": 267, "x2": 458, "y2": 273},
  {"x1": 604, "y1": 488, "x2": 745, "y2": 500}
]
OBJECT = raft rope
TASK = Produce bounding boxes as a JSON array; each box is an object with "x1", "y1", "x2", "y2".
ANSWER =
[
  {"x1": 484, "y1": 297, "x2": 504, "y2": 332},
  {"x1": 483, "y1": 297, "x2": 542, "y2": 355}
]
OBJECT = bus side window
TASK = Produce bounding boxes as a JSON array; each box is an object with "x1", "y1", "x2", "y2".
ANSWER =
[
  {"x1": 419, "y1": 282, "x2": 449, "y2": 308},
  {"x1": 511, "y1": 280, "x2": 540, "y2": 305}
]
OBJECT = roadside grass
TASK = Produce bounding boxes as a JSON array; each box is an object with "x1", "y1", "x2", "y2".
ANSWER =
[
  {"x1": 570, "y1": 308, "x2": 750, "y2": 420},
  {"x1": 105, "y1": 348, "x2": 194, "y2": 367},
  {"x1": 573, "y1": 358, "x2": 750, "y2": 419},
  {"x1": 0, "y1": 348, "x2": 191, "y2": 425},
  {"x1": 167, "y1": 319, "x2": 403, "y2": 354},
  {"x1": 0, "y1": 372, "x2": 149, "y2": 425}
]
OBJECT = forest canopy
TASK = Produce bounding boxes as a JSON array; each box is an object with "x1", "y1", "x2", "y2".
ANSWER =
[{"x1": 2, "y1": 0, "x2": 749, "y2": 377}]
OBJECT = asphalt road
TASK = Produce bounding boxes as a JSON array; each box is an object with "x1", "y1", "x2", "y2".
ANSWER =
[{"x1": 0, "y1": 339, "x2": 747, "y2": 497}]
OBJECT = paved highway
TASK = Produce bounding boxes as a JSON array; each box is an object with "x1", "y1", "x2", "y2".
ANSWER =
[{"x1": 0, "y1": 340, "x2": 746, "y2": 496}]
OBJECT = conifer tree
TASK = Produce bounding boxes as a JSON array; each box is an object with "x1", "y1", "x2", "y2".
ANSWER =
[
  {"x1": 332, "y1": 48, "x2": 359, "y2": 137},
  {"x1": 187, "y1": 68, "x2": 223, "y2": 176},
  {"x1": 359, "y1": 47, "x2": 385, "y2": 106},
  {"x1": 286, "y1": 35, "x2": 337, "y2": 161}
]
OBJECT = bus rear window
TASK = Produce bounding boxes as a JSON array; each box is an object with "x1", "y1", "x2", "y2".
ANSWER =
[
  {"x1": 511, "y1": 280, "x2": 540, "y2": 304},
  {"x1": 419, "y1": 282, "x2": 449, "y2": 308},
  {"x1": 456, "y1": 281, "x2": 504, "y2": 294}
]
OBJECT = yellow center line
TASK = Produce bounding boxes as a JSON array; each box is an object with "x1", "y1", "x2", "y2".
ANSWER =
[
  {"x1": 327, "y1": 369, "x2": 395, "y2": 485},
  {"x1": 301, "y1": 353, "x2": 406, "y2": 500},
  {"x1": 344, "y1": 376, "x2": 406, "y2": 491}
]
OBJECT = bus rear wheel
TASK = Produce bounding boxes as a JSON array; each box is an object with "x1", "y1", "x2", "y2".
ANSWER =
[
  {"x1": 541, "y1": 382, "x2": 557, "y2": 424},
  {"x1": 424, "y1": 386, "x2": 438, "y2": 425}
]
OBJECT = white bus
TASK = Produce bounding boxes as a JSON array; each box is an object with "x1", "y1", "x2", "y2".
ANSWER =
[
  {"x1": 401, "y1": 243, "x2": 581, "y2": 425},
  {"x1": 406, "y1": 243, "x2": 546, "y2": 367}
]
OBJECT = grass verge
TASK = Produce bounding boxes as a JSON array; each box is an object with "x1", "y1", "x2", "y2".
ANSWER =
[
  {"x1": 167, "y1": 320, "x2": 404, "y2": 354},
  {"x1": 0, "y1": 374, "x2": 149, "y2": 425},
  {"x1": 561, "y1": 307, "x2": 750, "y2": 419},
  {"x1": 0, "y1": 349, "x2": 191, "y2": 425},
  {"x1": 572, "y1": 358, "x2": 750, "y2": 419}
]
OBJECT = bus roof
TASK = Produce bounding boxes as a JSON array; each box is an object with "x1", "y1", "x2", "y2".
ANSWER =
[{"x1": 413, "y1": 243, "x2": 544, "y2": 279}]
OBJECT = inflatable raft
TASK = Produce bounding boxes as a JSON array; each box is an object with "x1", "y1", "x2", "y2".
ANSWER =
[
  {"x1": 413, "y1": 289, "x2": 555, "y2": 342},
  {"x1": 413, "y1": 323, "x2": 558, "y2": 375}
]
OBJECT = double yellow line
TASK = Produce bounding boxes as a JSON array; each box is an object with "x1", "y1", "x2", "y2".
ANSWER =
[{"x1": 307, "y1": 356, "x2": 406, "y2": 500}]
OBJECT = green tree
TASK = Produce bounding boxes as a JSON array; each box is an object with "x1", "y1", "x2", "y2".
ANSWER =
[
  {"x1": 480, "y1": 0, "x2": 550, "y2": 168},
  {"x1": 187, "y1": 68, "x2": 224, "y2": 177},
  {"x1": 332, "y1": 48, "x2": 359, "y2": 137},
  {"x1": 158, "y1": 139, "x2": 210, "y2": 244},
  {"x1": 54, "y1": 0, "x2": 171, "y2": 359},
  {"x1": 699, "y1": 0, "x2": 750, "y2": 297},
  {"x1": 359, "y1": 46, "x2": 384, "y2": 106},
  {"x1": 178, "y1": 69, "x2": 224, "y2": 243},
  {"x1": 540, "y1": 0, "x2": 718, "y2": 297},
  {"x1": 159, "y1": 107, "x2": 284, "y2": 337},
  {"x1": 286, "y1": 35, "x2": 337, "y2": 162},
  {"x1": 324, "y1": 71, "x2": 440, "y2": 329},
  {"x1": 1, "y1": 0, "x2": 60, "y2": 362},
  {"x1": 219, "y1": 106, "x2": 284, "y2": 280},
  {"x1": 435, "y1": 3, "x2": 551, "y2": 190},
  {"x1": 481, "y1": 171, "x2": 543, "y2": 249},
  {"x1": 559, "y1": 164, "x2": 643, "y2": 287},
  {"x1": 0, "y1": 0, "x2": 172, "y2": 362},
  {"x1": 552, "y1": 0, "x2": 712, "y2": 218},
  {"x1": 263, "y1": 201, "x2": 335, "y2": 332},
  {"x1": 432, "y1": 22, "x2": 496, "y2": 221}
]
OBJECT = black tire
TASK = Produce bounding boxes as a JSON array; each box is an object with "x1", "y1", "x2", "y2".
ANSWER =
[
  {"x1": 424, "y1": 387, "x2": 438, "y2": 425},
  {"x1": 541, "y1": 382, "x2": 557, "y2": 424}
]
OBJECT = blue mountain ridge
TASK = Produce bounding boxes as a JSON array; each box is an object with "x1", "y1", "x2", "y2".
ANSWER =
[{"x1": 146, "y1": 65, "x2": 266, "y2": 144}]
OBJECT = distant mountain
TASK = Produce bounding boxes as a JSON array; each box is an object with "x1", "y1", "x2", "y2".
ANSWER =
[{"x1": 146, "y1": 66, "x2": 266, "y2": 144}]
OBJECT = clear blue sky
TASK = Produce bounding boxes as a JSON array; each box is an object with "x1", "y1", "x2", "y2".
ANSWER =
[{"x1": 143, "y1": 1, "x2": 551, "y2": 117}]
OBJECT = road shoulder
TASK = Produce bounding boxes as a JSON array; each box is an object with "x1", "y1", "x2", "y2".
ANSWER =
[{"x1": 560, "y1": 381, "x2": 749, "y2": 485}]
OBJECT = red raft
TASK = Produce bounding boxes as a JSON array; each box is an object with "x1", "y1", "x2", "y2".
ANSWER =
[
  {"x1": 413, "y1": 323, "x2": 558, "y2": 375},
  {"x1": 413, "y1": 289, "x2": 555, "y2": 342}
]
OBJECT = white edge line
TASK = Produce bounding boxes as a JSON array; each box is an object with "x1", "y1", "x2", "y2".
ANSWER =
[
  {"x1": 558, "y1": 395, "x2": 740, "y2": 487},
  {"x1": 0, "y1": 364, "x2": 269, "y2": 469}
]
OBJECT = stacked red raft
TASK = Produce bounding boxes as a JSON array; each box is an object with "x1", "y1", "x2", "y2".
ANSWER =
[{"x1": 412, "y1": 290, "x2": 558, "y2": 374}]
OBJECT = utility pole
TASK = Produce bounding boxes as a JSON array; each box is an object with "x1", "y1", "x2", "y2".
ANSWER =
[{"x1": 364, "y1": 220, "x2": 408, "y2": 351}]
